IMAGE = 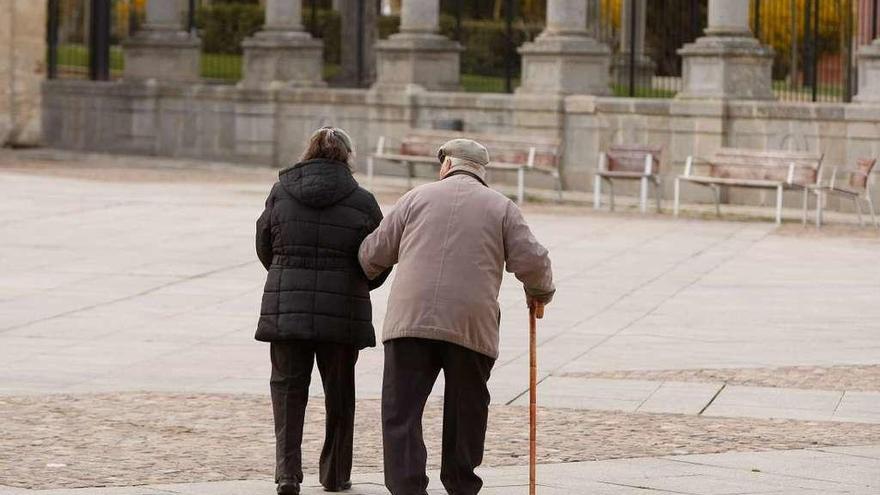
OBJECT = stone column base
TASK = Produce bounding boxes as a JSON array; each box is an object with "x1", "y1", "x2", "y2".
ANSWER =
[
  {"x1": 517, "y1": 36, "x2": 611, "y2": 96},
  {"x1": 854, "y1": 40, "x2": 880, "y2": 102},
  {"x1": 241, "y1": 31, "x2": 325, "y2": 88},
  {"x1": 123, "y1": 29, "x2": 201, "y2": 83},
  {"x1": 611, "y1": 54, "x2": 657, "y2": 88},
  {"x1": 373, "y1": 34, "x2": 462, "y2": 92},
  {"x1": 677, "y1": 36, "x2": 774, "y2": 100}
]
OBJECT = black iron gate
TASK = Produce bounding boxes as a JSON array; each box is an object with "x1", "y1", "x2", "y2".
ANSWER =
[
  {"x1": 594, "y1": 0, "x2": 706, "y2": 98},
  {"x1": 752, "y1": 0, "x2": 876, "y2": 102},
  {"x1": 46, "y1": 0, "x2": 144, "y2": 81}
]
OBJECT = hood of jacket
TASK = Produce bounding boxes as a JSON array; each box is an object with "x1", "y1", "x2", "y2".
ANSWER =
[{"x1": 279, "y1": 159, "x2": 359, "y2": 208}]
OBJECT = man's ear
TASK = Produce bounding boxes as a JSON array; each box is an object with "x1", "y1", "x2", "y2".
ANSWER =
[{"x1": 440, "y1": 157, "x2": 452, "y2": 177}]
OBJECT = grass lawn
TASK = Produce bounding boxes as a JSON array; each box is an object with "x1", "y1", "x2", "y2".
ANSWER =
[
  {"x1": 461, "y1": 73, "x2": 517, "y2": 93},
  {"x1": 611, "y1": 84, "x2": 677, "y2": 98}
]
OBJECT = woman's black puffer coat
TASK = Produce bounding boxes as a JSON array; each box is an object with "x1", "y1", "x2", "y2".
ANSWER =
[{"x1": 255, "y1": 159, "x2": 389, "y2": 348}]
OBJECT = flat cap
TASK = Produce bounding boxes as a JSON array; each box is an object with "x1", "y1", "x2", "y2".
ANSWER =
[{"x1": 439, "y1": 139, "x2": 490, "y2": 167}]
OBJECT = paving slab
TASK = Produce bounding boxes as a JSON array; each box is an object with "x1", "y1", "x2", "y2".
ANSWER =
[
  {"x1": 636, "y1": 380, "x2": 724, "y2": 415},
  {"x1": 703, "y1": 385, "x2": 848, "y2": 423},
  {"x1": 5, "y1": 446, "x2": 876, "y2": 494},
  {"x1": 833, "y1": 391, "x2": 880, "y2": 423},
  {"x1": 1, "y1": 155, "x2": 880, "y2": 495}
]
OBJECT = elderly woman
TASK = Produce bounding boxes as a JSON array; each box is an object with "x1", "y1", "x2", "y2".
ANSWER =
[{"x1": 255, "y1": 127, "x2": 389, "y2": 495}]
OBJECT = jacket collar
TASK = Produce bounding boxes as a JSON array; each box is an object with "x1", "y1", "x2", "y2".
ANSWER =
[{"x1": 443, "y1": 169, "x2": 488, "y2": 187}]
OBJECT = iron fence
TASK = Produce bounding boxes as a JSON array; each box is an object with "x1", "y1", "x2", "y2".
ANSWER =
[
  {"x1": 46, "y1": 0, "x2": 880, "y2": 99},
  {"x1": 596, "y1": 0, "x2": 706, "y2": 98},
  {"x1": 444, "y1": 0, "x2": 543, "y2": 93},
  {"x1": 751, "y1": 0, "x2": 876, "y2": 102}
]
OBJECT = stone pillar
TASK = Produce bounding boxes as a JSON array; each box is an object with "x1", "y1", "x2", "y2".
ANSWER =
[
  {"x1": 612, "y1": 0, "x2": 656, "y2": 86},
  {"x1": 1, "y1": 0, "x2": 46, "y2": 146},
  {"x1": 123, "y1": 0, "x2": 201, "y2": 82},
  {"x1": 677, "y1": 0, "x2": 774, "y2": 100},
  {"x1": 373, "y1": 0, "x2": 461, "y2": 91},
  {"x1": 855, "y1": 38, "x2": 880, "y2": 102},
  {"x1": 241, "y1": 0, "x2": 324, "y2": 88},
  {"x1": 517, "y1": 0, "x2": 611, "y2": 95}
]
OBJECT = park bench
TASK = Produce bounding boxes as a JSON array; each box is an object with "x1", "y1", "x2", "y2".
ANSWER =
[
  {"x1": 594, "y1": 144, "x2": 663, "y2": 213},
  {"x1": 367, "y1": 129, "x2": 563, "y2": 204},
  {"x1": 673, "y1": 148, "x2": 824, "y2": 225},
  {"x1": 811, "y1": 157, "x2": 878, "y2": 228}
]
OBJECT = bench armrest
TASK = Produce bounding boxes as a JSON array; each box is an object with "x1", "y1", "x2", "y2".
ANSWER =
[
  {"x1": 644, "y1": 154, "x2": 654, "y2": 175},
  {"x1": 684, "y1": 156, "x2": 694, "y2": 177},
  {"x1": 786, "y1": 162, "x2": 796, "y2": 185},
  {"x1": 819, "y1": 165, "x2": 865, "y2": 188}
]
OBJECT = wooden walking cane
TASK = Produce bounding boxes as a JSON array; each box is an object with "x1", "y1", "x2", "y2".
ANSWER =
[{"x1": 529, "y1": 301, "x2": 544, "y2": 495}]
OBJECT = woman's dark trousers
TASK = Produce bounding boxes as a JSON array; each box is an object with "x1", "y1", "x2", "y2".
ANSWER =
[
  {"x1": 270, "y1": 341, "x2": 359, "y2": 490},
  {"x1": 382, "y1": 338, "x2": 495, "y2": 495}
]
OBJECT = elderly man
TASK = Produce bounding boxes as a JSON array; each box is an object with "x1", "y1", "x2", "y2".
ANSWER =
[{"x1": 358, "y1": 139, "x2": 555, "y2": 495}]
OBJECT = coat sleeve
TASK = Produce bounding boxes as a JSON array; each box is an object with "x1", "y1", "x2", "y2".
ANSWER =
[
  {"x1": 364, "y1": 194, "x2": 393, "y2": 290},
  {"x1": 502, "y1": 201, "x2": 555, "y2": 303},
  {"x1": 359, "y1": 193, "x2": 410, "y2": 281},
  {"x1": 255, "y1": 184, "x2": 276, "y2": 271}
]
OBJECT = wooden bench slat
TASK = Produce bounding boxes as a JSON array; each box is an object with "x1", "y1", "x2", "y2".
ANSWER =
[
  {"x1": 681, "y1": 175, "x2": 790, "y2": 188},
  {"x1": 370, "y1": 128, "x2": 564, "y2": 204},
  {"x1": 605, "y1": 144, "x2": 662, "y2": 174}
]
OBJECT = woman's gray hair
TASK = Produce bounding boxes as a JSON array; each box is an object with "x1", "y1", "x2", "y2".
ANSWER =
[{"x1": 301, "y1": 126, "x2": 355, "y2": 165}]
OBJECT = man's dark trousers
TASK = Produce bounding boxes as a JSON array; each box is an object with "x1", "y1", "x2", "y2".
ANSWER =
[
  {"x1": 270, "y1": 341, "x2": 358, "y2": 490},
  {"x1": 382, "y1": 338, "x2": 496, "y2": 495}
]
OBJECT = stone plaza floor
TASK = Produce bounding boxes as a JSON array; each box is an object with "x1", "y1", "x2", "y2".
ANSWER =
[{"x1": 1, "y1": 150, "x2": 878, "y2": 494}]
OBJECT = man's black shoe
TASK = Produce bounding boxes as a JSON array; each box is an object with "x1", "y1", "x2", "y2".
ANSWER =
[
  {"x1": 323, "y1": 480, "x2": 352, "y2": 492},
  {"x1": 277, "y1": 479, "x2": 300, "y2": 495}
]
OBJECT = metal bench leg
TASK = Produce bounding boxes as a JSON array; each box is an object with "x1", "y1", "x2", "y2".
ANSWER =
[
  {"x1": 407, "y1": 161, "x2": 414, "y2": 190},
  {"x1": 655, "y1": 178, "x2": 662, "y2": 213},
  {"x1": 593, "y1": 174, "x2": 602, "y2": 210},
  {"x1": 815, "y1": 190, "x2": 824, "y2": 228},
  {"x1": 555, "y1": 173, "x2": 563, "y2": 202},
  {"x1": 673, "y1": 178, "x2": 681, "y2": 217},
  {"x1": 775, "y1": 185, "x2": 783, "y2": 225},
  {"x1": 367, "y1": 156, "x2": 375, "y2": 190},
  {"x1": 711, "y1": 185, "x2": 721, "y2": 217},
  {"x1": 801, "y1": 188, "x2": 809, "y2": 226},
  {"x1": 517, "y1": 167, "x2": 525, "y2": 204},
  {"x1": 608, "y1": 179, "x2": 616, "y2": 212},
  {"x1": 867, "y1": 194, "x2": 879, "y2": 229},
  {"x1": 854, "y1": 196, "x2": 864, "y2": 227},
  {"x1": 639, "y1": 177, "x2": 649, "y2": 214}
]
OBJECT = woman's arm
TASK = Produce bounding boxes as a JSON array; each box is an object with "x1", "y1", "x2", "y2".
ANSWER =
[
  {"x1": 255, "y1": 184, "x2": 277, "y2": 271},
  {"x1": 364, "y1": 194, "x2": 392, "y2": 290}
]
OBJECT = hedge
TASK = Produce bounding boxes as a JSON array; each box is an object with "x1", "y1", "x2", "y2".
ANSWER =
[
  {"x1": 380, "y1": 14, "x2": 543, "y2": 77},
  {"x1": 196, "y1": 4, "x2": 264, "y2": 55}
]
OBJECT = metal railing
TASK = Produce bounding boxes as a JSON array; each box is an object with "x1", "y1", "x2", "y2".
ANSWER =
[
  {"x1": 752, "y1": 0, "x2": 876, "y2": 102},
  {"x1": 45, "y1": 0, "x2": 878, "y2": 100}
]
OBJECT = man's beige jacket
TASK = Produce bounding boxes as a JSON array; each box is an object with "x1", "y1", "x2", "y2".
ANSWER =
[{"x1": 358, "y1": 173, "x2": 555, "y2": 359}]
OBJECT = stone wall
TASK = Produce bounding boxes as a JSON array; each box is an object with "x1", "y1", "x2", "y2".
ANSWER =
[
  {"x1": 42, "y1": 80, "x2": 880, "y2": 209},
  {"x1": 1, "y1": 0, "x2": 47, "y2": 146}
]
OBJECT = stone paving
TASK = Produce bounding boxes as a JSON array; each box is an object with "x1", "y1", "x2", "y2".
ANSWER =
[
  {"x1": 3, "y1": 393, "x2": 880, "y2": 490},
  {"x1": 1, "y1": 150, "x2": 879, "y2": 494},
  {"x1": 565, "y1": 364, "x2": 880, "y2": 391},
  {"x1": 1, "y1": 446, "x2": 878, "y2": 494}
]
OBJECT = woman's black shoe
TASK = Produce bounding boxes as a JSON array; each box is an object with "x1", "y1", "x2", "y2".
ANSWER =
[
  {"x1": 276, "y1": 479, "x2": 301, "y2": 495},
  {"x1": 323, "y1": 480, "x2": 352, "y2": 492}
]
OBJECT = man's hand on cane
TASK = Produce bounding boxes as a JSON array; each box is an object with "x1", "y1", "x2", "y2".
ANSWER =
[{"x1": 527, "y1": 294, "x2": 547, "y2": 319}]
